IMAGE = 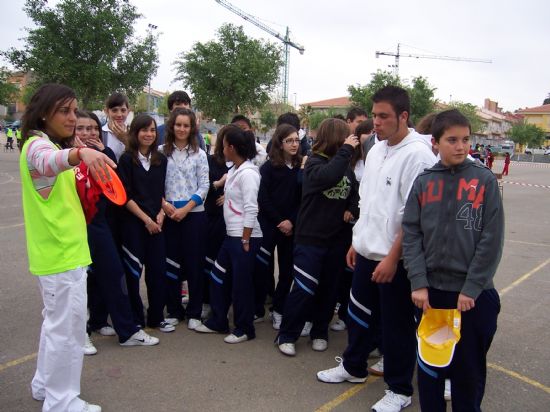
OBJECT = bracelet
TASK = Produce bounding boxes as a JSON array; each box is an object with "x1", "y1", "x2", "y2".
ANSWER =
[
  {"x1": 76, "y1": 147, "x2": 84, "y2": 160},
  {"x1": 241, "y1": 239, "x2": 250, "y2": 244}
]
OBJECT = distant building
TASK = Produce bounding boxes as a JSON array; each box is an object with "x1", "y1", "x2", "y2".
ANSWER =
[
  {"x1": 301, "y1": 96, "x2": 351, "y2": 113},
  {"x1": 516, "y1": 104, "x2": 550, "y2": 146}
]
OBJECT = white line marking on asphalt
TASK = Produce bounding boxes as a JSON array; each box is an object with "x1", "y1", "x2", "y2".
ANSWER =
[
  {"x1": 0, "y1": 222, "x2": 24, "y2": 230},
  {"x1": 499, "y1": 258, "x2": 550, "y2": 297}
]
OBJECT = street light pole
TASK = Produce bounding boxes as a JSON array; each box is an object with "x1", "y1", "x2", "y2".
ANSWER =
[{"x1": 147, "y1": 23, "x2": 158, "y2": 114}]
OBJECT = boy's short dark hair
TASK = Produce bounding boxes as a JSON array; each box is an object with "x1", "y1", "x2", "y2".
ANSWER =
[
  {"x1": 231, "y1": 114, "x2": 252, "y2": 128},
  {"x1": 431, "y1": 109, "x2": 471, "y2": 142},
  {"x1": 355, "y1": 119, "x2": 374, "y2": 137},
  {"x1": 277, "y1": 112, "x2": 300, "y2": 130},
  {"x1": 346, "y1": 107, "x2": 368, "y2": 121},
  {"x1": 167, "y1": 90, "x2": 191, "y2": 111},
  {"x1": 105, "y1": 92, "x2": 129, "y2": 109},
  {"x1": 372, "y1": 86, "x2": 410, "y2": 118}
]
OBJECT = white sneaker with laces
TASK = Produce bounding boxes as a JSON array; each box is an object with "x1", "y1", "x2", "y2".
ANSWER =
[
  {"x1": 330, "y1": 319, "x2": 347, "y2": 331},
  {"x1": 96, "y1": 326, "x2": 116, "y2": 336},
  {"x1": 371, "y1": 390, "x2": 411, "y2": 412},
  {"x1": 82, "y1": 401, "x2": 102, "y2": 412},
  {"x1": 224, "y1": 333, "x2": 248, "y2": 344},
  {"x1": 194, "y1": 324, "x2": 218, "y2": 333},
  {"x1": 300, "y1": 321, "x2": 313, "y2": 337},
  {"x1": 272, "y1": 311, "x2": 282, "y2": 330},
  {"x1": 444, "y1": 379, "x2": 451, "y2": 401},
  {"x1": 164, "y1": 318, "x2": 179, "y2": 327},
  {"x1": 317, "y1": 357, "x2": 367, "y2": 383},
  {"x1": 120, "y1": 329, "x2": 159, "y2": 346},
  {"x1": 312, "y1": 338, "x2": 328, "y2": 352},
  {"x1": 278, "y1": 342, "x2": 296, "y2": 356},
  {"x1": 84, "y1": 335, "x2": 97, "y2": 356},
  {"x1": 368, "y1": 356, "x2": 384, "y2": 376},
  {"x1": 187, "y1": 318, "x2": 202, "y2": 330},
  {"x1": 158, "y1": 321, "x2": 175, "y2": 333}
]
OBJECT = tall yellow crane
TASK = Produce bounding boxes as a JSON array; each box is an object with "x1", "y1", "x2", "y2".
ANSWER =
[
  {"x1": 376, "y1": 43, "x2": 492, "y2": 76},
  {"x1": 214, "y1": 0, "x2": 305, "y2": 104}
]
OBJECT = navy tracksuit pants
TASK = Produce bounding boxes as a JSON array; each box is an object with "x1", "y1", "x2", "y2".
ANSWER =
[
  {"x1": 343, "y1": 254, "x2": 416, "y2": 397},
  {"x1": 416, "y1": 288, "x2": 500, "y2": 412},
  {"x1": 253, "y1": 223, "x2": 294, "y2": 317},
  {"x1": 121, "y1": 214, "x2": 167, "y2": 328},
  {"x1": 164, "y1": 211, "x2": 207, "y2": 320},
  {"x1": 87, "y1": 211, "x2": 139, "y2": 342},
  {"x1": 203, "y1": 213, "x2": 227, "y2": 303},
  {"x1": 277, "y1": 243, "x2": 348, "y2": 343},
  {"x1": 205, "y1": 236, "x2": 261, "y2": 338}
]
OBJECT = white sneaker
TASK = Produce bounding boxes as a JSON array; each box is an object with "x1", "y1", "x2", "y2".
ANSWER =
[
  {"x1": 224, "y1": 333, "x2": 248, "y2": 344},
  {"x1": 278, "y1": 342, "x2": 296, "y2": 356},
  {"x1": 272, "y1": 311, "x2": 283, "y2": 330},
  {"x1": 312, "y1": 338, "x2": 328, "y2": 352},
  {"x1": 158, "y1": 321, "x2": 175, "y2": 333},
  {"x1": 82, "y1": 402, "x2": 102, "y2": 412},
  {"x1": 369, "y1": 348, "x2": 383, "y2": 359},
  {"x1": 201, "y1": 304, "x2": 212, "y2": 320},
  {"x1": 187, "y1": 318, "x2": 202, "y2": 330},
  {"x1": 164, "y1": 318, "x2": 179, "y2": 327},
  {"x1": 368, "y1": 356, "x2": 384, "y2": 376},
  {"x1": 96, "y1": 326, "x2": 116, "y2": 336},
  {"x1": 120, "y1": 329, "x2": 159, "y2": 346},
  {"x1": 330, "y1": 319, "x2": 347, "y2": 331},
  {"x1": 253, "y1": 314, "x2": 264, "y2": 323},
  {"x1": 300, "y1": 321, "x2": 313, "y2": 337},
  {"x1": 371, "y1": 390, "x2": 411, "y2": 412},
  {"x1": 317, "y1": 357, "x2": 367, "y2": 383},
  {"x1": 444, "y1": 379, "x2": 451, "y2": 401},
  {"x1": 194, "y1": 324, "x2": 218, "y2": 333},
  {"x1": 84, "y1": 335, "x2": 97, "y2": 356}
]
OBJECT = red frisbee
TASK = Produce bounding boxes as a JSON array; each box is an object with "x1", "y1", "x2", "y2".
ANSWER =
[{"x1": 93, "y1": 164, "x2": 127, "y2": 205}]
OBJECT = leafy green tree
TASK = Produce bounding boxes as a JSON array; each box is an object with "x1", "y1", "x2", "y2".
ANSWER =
[
  {"x1": 408, "y1": 76, "x2": 436, "y2": 125},
  {"x1": 543, "y1": 93, "x2": 550, "y2": 105},
  {"x1": 174, "y1": 24, "x2": 283, "y2": 119},
  {"x1": 309, "y1": 111, "x2": 330, "y2": 131},
  {"x1": 298, "y1": 104, "x2": 313, "y2": 129},
  {"x1": 348, "y1": 70, "x2": 403, "y2": 114},
  {"x1": 509, "y1": 121, "x2": 546, "y2": 147},
  {"x1": 447, "y1": 101, "x2": 484, "y2": 134},
  {"x1": 348, "y1": 70, "x2": 436, "y2": 123},
  {"x1": 4, "y1": 0, "x2": 159, "y2": 108},
  {"x1": 0, "y1": 68, "x2": 19, "y2": 106},
  {"x1": 260, "y1": 109, "x2": 277, "y2": 131}
]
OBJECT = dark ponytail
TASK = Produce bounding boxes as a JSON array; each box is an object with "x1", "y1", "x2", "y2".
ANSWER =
[{"x1": 225, "y1": 125, "x2": 257, "y2": 160}]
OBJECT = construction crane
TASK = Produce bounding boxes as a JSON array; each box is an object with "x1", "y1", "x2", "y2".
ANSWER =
[
  {"x1": 375, "y1": 43, "x2": 491, "y2": 76},
  {"x1": 214, "y1": 0, "x2": 304, "y2": 104}
]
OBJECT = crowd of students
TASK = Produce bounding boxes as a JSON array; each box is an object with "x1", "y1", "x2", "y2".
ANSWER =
[{"x1": 20, "y1": 83, "x2": 504, "y2": 412}]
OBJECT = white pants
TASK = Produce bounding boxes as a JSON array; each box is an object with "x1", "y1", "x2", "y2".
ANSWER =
[{"x1": 31, "y1": 267, "x2": 88, "y2": 412}]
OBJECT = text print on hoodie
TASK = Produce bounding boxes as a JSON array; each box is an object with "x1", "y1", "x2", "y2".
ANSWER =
[
  {"x1": 353, "y1": 129, "x2": 436, "y2": 261},
  {"x1": 223, "y1": 160, "x2": 263, "y2": 238},
  {"x1": 402, "y1": 159, "x2": 504, "y2": 299}
]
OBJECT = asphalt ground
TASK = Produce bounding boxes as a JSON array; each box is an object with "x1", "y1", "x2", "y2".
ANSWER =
[{"x1": 0, "y1": 147, "x2": 549, "y2": 411}]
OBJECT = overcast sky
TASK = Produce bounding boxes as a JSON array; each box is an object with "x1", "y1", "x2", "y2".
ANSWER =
[{"x1": 2, "y1": 0, "x2": 549, "y2": 112}]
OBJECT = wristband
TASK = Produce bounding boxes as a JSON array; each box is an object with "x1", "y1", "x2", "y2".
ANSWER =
[
  {"x1": 241, "y1": 239, "x2": 250, "y2": 244},
  {"x1": 76, "y1": 147, "x2": 84, "y2": 160}
]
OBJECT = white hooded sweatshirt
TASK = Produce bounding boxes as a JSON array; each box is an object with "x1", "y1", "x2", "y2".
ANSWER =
[
  {"x1": 223, "y1": 160, "x2": 263, "y2": 238},
  {"x1": 353, "y1": 129, "x2": 436, "y2": 261}
]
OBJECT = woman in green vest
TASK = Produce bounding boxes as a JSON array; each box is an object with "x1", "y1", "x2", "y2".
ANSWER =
[{"x1": 20, "y1": 83, "x2": 115, "y2": 412}]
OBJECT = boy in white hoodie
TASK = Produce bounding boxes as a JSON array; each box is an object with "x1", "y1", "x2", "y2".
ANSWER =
[{"x1": 317, "y1": 86, "x2": 436, "y2": 412}]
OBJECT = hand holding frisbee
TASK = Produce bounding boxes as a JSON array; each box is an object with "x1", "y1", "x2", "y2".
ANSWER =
[{"x1": 92, "y1": 163, "x2": 127, "y2": 205}]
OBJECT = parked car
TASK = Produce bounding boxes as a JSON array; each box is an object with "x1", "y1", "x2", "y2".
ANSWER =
[
  {"x1": 544, "y1": 148, "x2": 550, "y2": 155},
  {"x1": 525, "y1": 147, "x2": 545, "y2": 155}
]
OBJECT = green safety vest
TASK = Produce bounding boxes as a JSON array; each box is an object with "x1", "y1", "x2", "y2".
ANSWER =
[{"x1": 20, "y1": 136, "x2": 91, "y2": 275}]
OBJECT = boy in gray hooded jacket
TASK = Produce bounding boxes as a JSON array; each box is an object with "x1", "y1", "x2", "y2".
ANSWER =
[{"x1": 403, "y1": 109, "x2": 504, "y2": 412}]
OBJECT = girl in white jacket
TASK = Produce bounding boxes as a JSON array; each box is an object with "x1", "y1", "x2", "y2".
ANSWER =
[{"x1": 195, "y1": 126, "x2": 262, "y2": 344}]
